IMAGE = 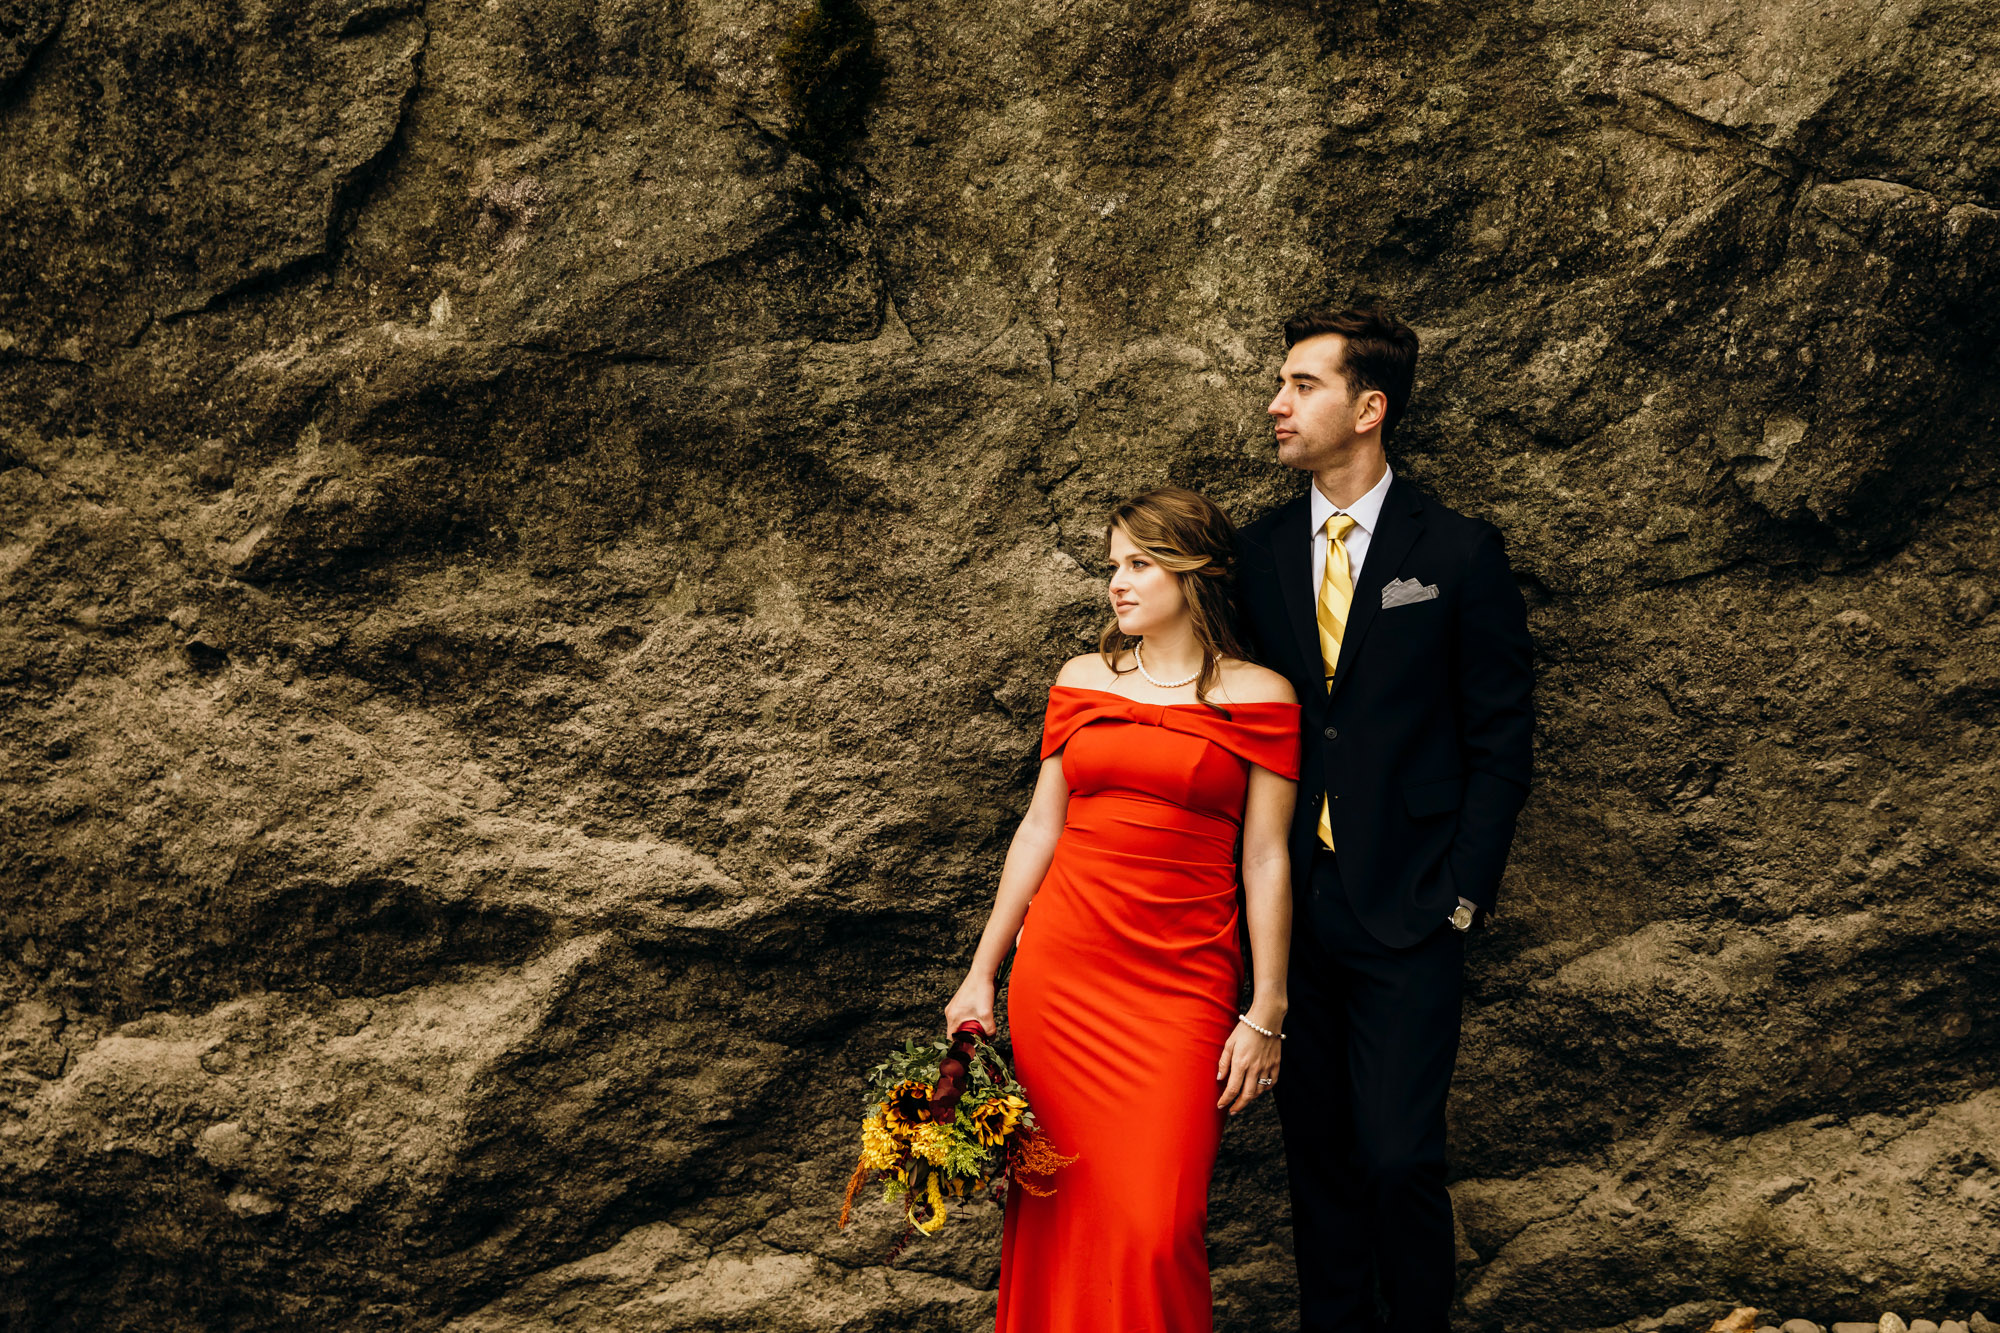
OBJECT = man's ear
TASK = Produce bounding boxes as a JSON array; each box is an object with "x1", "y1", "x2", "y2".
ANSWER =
[{"x1": 1355, "y1": 389, "x2": 1389, "y2": 436}]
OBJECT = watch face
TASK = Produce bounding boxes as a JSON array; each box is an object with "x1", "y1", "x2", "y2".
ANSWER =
[{"x1": 1451, "y1": 905, "x2": 1474, "y2": 930}]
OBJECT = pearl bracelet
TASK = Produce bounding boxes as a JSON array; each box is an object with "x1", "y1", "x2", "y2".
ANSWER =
[{"x1": 1237, "y1": 1013, "x2": 1284, "y2": 1040}]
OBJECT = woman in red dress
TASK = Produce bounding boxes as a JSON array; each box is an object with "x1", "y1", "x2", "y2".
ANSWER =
[{"x1": 946, "y1": 488, "x2": 1300, "y2": 1333}]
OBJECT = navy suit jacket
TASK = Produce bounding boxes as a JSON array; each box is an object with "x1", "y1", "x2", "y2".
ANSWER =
[{"x1": 1236, "y1": 476, "x2": 1534, "y2": 947}]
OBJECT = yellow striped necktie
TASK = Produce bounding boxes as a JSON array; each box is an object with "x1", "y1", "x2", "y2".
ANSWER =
[{"x1": 1316, "y1": 513, "x2": 1357, "y2": 850}]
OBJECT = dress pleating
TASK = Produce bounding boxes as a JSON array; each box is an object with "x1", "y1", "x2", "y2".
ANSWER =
[{"x1": 997, "y1": 686, "x2": 1301, "y2": 1333}]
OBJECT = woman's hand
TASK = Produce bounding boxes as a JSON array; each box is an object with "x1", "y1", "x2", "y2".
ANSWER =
[
  {"x1": 944, "y1": 974, "x2": 996, "y2": 1036},
  {"x1": 1215, "y1": 1019, "x2": 1283, "y2": 1115}
]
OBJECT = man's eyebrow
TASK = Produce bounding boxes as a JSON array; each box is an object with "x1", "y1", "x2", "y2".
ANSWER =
[{"x1": 1283, "y1": 371, "x2": 1324, "y2": 384}]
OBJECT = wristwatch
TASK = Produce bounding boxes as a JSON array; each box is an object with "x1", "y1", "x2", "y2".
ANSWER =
[{"x1": 1449, "y1": 897, "x2": 1479, "y2": 932}]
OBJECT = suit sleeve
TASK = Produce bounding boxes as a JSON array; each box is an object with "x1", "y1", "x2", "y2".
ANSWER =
[{"x1": 1448, "y1": 525, "x2": 1534, "y2": 913}]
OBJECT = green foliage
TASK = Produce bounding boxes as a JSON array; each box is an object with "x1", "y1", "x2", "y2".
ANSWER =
[
  {"x1": 859, "y1": 1031, "x2": 1034, "y2": 1131},
  {"x1": 775, "y1": 0, "x2": 883, "y2": 159},
  {"x1": 962, "y1": 1031, "x2": 1033, "y2": 1125},
  {"x1": 944, "y1": 1133, "x2": 995, "y2": 1178},
  {"x1": 861, "y1": 1034, "x2": 952, "y2": 1111}
]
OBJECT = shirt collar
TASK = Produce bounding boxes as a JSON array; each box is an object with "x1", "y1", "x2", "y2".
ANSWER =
[{"x1": 1309, "y1": 462, "x2": 1395, "y2": 536}]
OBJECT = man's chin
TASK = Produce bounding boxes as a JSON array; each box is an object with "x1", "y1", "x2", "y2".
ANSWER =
[{"x1": 1274, "y1": 439, "x2": 1315, "y2": 471}]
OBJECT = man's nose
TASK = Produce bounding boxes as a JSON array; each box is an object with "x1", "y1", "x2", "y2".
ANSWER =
[{"x1": 1267, "y1": 390, "x2": 1288, "y2": 416}]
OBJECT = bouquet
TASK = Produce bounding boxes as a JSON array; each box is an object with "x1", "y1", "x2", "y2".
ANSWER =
[{"x1": 838, "y1": 1022, "x2": 1074, "y2": 1251}]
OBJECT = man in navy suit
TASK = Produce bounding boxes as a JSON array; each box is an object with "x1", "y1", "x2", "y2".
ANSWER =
[{"x1": 1236, "y1": 308, "x2": 1534, "y2": 1332}]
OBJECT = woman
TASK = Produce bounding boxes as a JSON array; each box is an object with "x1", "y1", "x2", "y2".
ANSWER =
[{"x1": 945, "y1": 488, "x2": 1299, "y2": 1333}]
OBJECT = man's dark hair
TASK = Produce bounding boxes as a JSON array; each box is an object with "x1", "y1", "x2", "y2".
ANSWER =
[{"x1": 1282, "y1": 307, "x2": 1420, "y2": 442}]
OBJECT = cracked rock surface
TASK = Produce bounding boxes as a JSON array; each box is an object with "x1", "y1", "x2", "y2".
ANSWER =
[{"x1": 1, "y1": 0, "x2": 1997, "y2": 1328}]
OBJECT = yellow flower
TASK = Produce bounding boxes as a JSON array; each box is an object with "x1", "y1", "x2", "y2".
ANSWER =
[
  {"x1": 914, "y1": 1170, "x2": 947, "y2": 1234},
  {"x1": 967, "y1": 1094, "x2": 1027, "y2": 1146},
  {"x1": 908, "y1": 1121, "x2": 952, "y2": 1167},
  {"x1": 884, "y1": 1080, "x2": 933, "y2": 1130},
  {"x1": 859, "y1": 1113, "x2": 902, "y2": 1171}
]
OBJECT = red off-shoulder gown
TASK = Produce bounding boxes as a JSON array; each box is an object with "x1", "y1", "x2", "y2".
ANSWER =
[{"x1": 996, "y1": 685, "x2": 1302, "y2": 1333}]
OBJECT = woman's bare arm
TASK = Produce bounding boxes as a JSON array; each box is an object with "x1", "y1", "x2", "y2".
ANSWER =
[
  {"x1": 1239, "y1": 763, "x2": 1296, "y2": 1027},
  {"x1": 1218, "y1": 760, "x2": 1296, "y2": 1112},
  {"x1": 1215, "y1": 656, "x2": 1298, "y2": 1113},
  {"x1": 944, "y1": 752, "x2": 1070, "y2": 1034}
]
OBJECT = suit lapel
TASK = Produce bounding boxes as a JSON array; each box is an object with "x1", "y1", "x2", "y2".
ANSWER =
[
  {"x1": 1327, "y1": 478, "x2": 1425, "y2": 707},
  {"x1": 1268, "y1": 495, "x2": 1321, "y2": 685}
]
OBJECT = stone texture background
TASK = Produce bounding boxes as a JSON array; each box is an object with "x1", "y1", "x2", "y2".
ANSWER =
[{"x1": 2, "y1": 0, "x2": 1997, "y2": 1328}]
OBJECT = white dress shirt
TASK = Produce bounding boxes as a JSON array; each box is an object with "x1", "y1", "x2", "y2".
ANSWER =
[{"x1": 1309, "y1": 463, "x2": 1395, "y2": 591}]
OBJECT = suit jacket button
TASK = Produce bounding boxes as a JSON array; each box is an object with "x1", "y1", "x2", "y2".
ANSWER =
[{"x1": 1322, "y1": 726, "x2": 1339, "y2": 741}]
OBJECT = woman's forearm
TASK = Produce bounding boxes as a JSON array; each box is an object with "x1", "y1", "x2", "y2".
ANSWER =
[
  {"x1": 1240, "y1": 851, "x2": 1292, "y2": 1024},
  {"x1": 963, "y1": 818, "x2": 1062, "y2": 984}
]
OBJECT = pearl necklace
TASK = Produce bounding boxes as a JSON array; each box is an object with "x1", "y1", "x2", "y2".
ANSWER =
[{"x1": 1134, "y1": 643, "x2": 1200, "y2": 689}]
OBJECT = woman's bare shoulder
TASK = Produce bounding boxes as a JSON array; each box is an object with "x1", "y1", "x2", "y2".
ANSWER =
[
  {"x1": 1055, "y1": 652, "x2": 1119, "y2": 690},
  {"x1": 1218, "y1": 659, "x2": 1297, "y2": 704}
]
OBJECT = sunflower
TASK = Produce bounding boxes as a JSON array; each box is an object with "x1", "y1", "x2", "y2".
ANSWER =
[
  {"x1": 967, "y1": 1094, "x2": 1028, "y2": 1146},
  {"x1": 884, "y1": 1079, "x2": 934, "y2": 1130},
  {"x1": 859, "y1": 1112, "x2": 903, "y2": 1172}
]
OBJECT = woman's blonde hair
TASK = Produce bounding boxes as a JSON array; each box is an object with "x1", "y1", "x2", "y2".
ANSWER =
[{"x1": 1097, "y1": 488, "x2": 1248, "y2": 712}]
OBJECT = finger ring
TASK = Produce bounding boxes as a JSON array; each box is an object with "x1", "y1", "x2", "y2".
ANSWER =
[{"x1": 1258, "y1": 1078, "x2": 1274, "y2": 1085}]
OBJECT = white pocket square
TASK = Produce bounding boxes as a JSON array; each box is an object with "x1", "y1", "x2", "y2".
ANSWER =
[{"x1": 1381, "y1": 577, "x2": 1440, "y2": 609}]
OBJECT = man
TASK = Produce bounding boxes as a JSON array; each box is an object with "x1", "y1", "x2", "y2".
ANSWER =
[{"x1": 1237, "y1": 307, "x2": 1534, "y2": 1332}]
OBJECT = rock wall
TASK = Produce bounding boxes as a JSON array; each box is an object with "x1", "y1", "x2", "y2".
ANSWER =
[{"x1": 2, "y1": 0, "x2": 1997, "y2": 1328}]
